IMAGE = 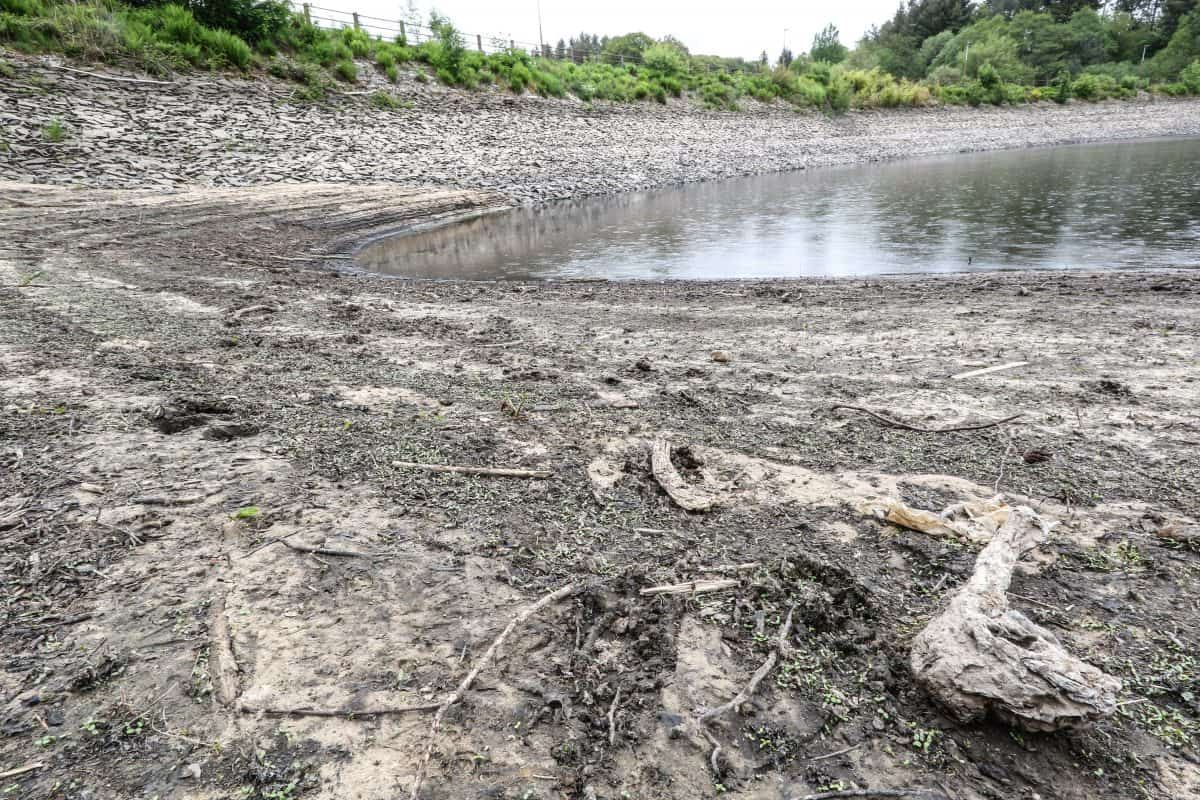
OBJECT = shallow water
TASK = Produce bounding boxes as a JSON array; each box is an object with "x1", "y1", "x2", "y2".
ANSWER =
[{"x1": 357, "y1": 137, "x2": 1200, "y2": 280}]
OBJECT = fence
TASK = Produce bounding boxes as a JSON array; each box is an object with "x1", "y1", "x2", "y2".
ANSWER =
[{"x1": 293, "y1": 3, "x2": 747, "y2": 72}]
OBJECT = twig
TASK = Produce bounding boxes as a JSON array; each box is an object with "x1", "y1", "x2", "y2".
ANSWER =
[
  {"x1": 408, "y1": 582, "x2": 583, "y2": 800},
  {"x1": 792, "y1": 790, "x2": 947, "y2": 800},
  {"x1": 50, "y1": 64, "x2": 175, "y2": 85},
  {"x1": 607, "y1": 686, "x2": 620, "y2": 746},
  {"x1": 390, "y1": 461, "x2": 550, "y2": 479},
  {"x1": 229, "y1": 303, "x2": 280, "y2": 319},
  {"x1": 208, "y1": 595, "x2": 240, "y2": 707},
  {"x1": 282, "y1": 540, "x2": 371, "y2": 558},
  {"x1": 239, "y1": 526, "x2": 316, "y2": 558},
  {"x1": 0, "y1": 763, "x2": 43, "y2": 780},
  {"x1": 640, "y1": 578, "x2": 738, "y2": 597},
  {"x1": 700, "y1": 605, "x2": 794, "y2": 724},
  {"x1": 994, "y1": 432, "x2": 1016, "y2": 493},
  {"x1": 952, "y1": 361, "x2": 1029, "y2": 380},
  {"x1": 239, "y1": 702, "x2": 439, "y2": 717},
  {"x1": 807, "y1": 742, "x2": 863, "y2": 762},
  {"x1": 703, "y1": 728, "x2": 723, "y2": 774},
  {"x1": 830, "y1": 405, "x2": 1023, "y2": 434}
]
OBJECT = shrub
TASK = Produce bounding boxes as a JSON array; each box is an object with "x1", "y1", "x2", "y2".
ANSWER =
[
  {"x1": 43, "y1": 117, "x2": 66, "y2": 141},
  {"x1": 370, "y1": 89, "x2": 397, "y2": 109},
  {"x1": 201, "y1": 27, "x2": 251, "y2": 69},
  {"x1": 333, "y1": 58, "x2": 355, "y2": 82},
  {"x1": 642, "y1": 41, "x2": 685, "y2": 76},
  {"x1": 1182, "y1": 59, "x2": 1200, "y2": 94},
  {"x1": 826, "y1": 75, "x2": 851, "y2": 111},
  {"x1": 1052, "y1": 70, "x2": 1071, "y2": 103},
  {"x1": 339, "y1": 25, "x2": 369, "y2": 58}
]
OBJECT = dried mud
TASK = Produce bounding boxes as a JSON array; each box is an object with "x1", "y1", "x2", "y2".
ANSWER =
[{"x1": 1, "y1": 182, "x2": 1199, "y2": 800}]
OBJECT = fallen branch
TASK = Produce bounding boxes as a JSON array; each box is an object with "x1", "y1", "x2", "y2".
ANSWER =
[
  {"x1": 700, "y1": 606, "x2": 794, "y2": 723},
  {"x1": 51, "y1": 63, "x2": 175, "y2": 85},
  {"x1": 408, "y1": 582, "x2": 583, "y2": 800},
  {"x1": 792, "y1": 790, "x2": 947, "y2": 800},
  {"x1": 650, "y1": 438, "x2": 717, "y2": 512},
  {"x1": 830, "y1": 405, "x2": 1023, "y2": 433},
  {"x1": 239, "y1": 702, "x2": 439, "y2": 717},
  {"x1": 390, "y1": 461, "x2": 550, "y2": 479},
  {"x1": 0, "y1": 763, "x2": 44, "y2": 780},
  {"x1": 640, "y1": 578, "x2": 738, "y2": 597},
  {"x1": 207, "y1": 596, "x2": 240, "y2": 708}
]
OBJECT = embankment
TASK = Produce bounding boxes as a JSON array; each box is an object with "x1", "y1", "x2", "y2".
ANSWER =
[{"x1": 3, "y1": 53, "x2": 1200, "y2": 204}]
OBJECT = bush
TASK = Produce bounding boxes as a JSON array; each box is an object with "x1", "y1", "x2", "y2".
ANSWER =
[
  {"x1": 370, "y1": 89, "x2": 398, "y2": 109},
  {"x1": 333, "y1": 58, "x2": 355, "y2": 82},
  {"x1": 642, "y1": 41, "x2": 685, "y2": 76},
  {"x1": 1052, "y1": 70, "x2": 1072, "y2": 103},
  {"x1": 201, "y1": 26, "x2": 250, "y2": 68},
  {"x1": 1182, "y1": 59, "x2": 1200, "y2": 94}
]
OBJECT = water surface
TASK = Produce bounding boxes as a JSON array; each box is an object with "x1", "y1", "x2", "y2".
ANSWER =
[{"x1": 357, "y1": 137, "x2": 1200, "y2": 280}]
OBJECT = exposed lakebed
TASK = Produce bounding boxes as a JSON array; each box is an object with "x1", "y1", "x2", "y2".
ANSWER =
[{"x1": 358, "y1": 136, "x2": 1200, "y2": 280}]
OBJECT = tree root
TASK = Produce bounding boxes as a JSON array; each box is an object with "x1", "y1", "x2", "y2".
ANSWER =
[{"x1": 408, "y1": 582, "x2": 583, "y2": 800}]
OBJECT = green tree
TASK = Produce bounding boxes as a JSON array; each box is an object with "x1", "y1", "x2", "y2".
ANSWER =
[
  {"x1": 812, "y1": 24, "x2": 849, "y2": 62},
  {"x1": 602, "y1": 31, "x2": 654, "y2": 63}
]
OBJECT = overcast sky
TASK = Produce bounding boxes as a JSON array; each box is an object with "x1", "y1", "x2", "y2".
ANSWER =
[{"x1": 313, "y1": 0, "x2": 898, "y2": 61}]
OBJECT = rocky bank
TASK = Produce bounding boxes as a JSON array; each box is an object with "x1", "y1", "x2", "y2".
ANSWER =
[{"x1": 3, "y1": 53, "x2": 1200, "y2": 204}]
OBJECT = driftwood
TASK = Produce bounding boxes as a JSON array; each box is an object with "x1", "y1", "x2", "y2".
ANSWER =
[
  {"x1": 883, "y1": 495, "x2": 1010, "y2": 544},
  {"x1": 830, "y1": 405, "x2": 1022, "y2": 433},
  {"x1": 408, "y1": 582, "x2": 582, "y2": 800},
  {"x1": 390, "y1": 460, "x2": 550, "y2": 479},
  {"x1": 650, "y1": 439, "x2": 717, "y2": 512},
  {"x1": 910, "y1": 506, "x2": 1120, "y2": 731},
  {"x1": 207, "y1": 596, "x2": 240, "y2": 707},
  {"x1": 640, "y1": 578, "x2": 738, "y2": 597}
]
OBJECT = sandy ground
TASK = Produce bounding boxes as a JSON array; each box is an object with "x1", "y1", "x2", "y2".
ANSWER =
[{"x1": 0, "y1": 182, "x2": 1198, "y2": 800}]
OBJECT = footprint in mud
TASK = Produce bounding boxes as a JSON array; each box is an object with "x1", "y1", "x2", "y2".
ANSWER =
[{"x1": 146, "y1": 396, "x2": 258, "y2": 439}]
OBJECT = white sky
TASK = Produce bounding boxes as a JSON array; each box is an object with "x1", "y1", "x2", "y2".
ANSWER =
[{"x1": 312, "y1": 0, "x2": 897, "y2": 61}]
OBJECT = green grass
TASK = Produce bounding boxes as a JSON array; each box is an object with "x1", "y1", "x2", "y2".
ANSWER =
[
  {"x1": 42, "y1": 116, "x2": 65, "y2": 141},
  {"x1": 3, "y1": 0, "x2": 1195, "y2": 108}
]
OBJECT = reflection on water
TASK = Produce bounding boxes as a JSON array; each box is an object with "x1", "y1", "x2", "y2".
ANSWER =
[{"x1": 357, "y1": 137, "x2": 1200, "y2": 280}]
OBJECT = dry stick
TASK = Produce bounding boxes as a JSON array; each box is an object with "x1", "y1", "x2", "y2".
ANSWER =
[
  {"x1": 390, "y1": 461, "x2": 551, "y2": 479},
  {"x1": 239, "y1": 702, "x2": 439, "y2": 718},
  {"x1": 607, "y1": 686, "x2": 621, "y2": 746},
  {"x1": 807, "y1": 742, "x2": 863, "y2": 762},
  {"x1": 699, "y1": 605, "x2": 794, "y2": 724},
  {"x1": 50, "y1": 64, "x2": 175, "y2": 85},
  {"x1": 208, "y1": 595, "x2": 240, "y2": 707},
  {"x1": 229, "y1": 304, "x2": 280, "y2": 319},
  {"x1": 792, "y1": 790, "x2": 947, "y2": 800},
  {"x1": 281, "y1": 540, "x2": 371, "y2": 558},
  {"x1": 640, "y1": 578, "x2": 738, "y2": 597},
  {"x1": 0, "y1": 763, "x2": 43, "y2": 780},
  {"x1": 408, "y1": 582, "x2": 582, "y2": 800},
  {"x1": 830, "y1": 405, "x2": 1023, "y2": 434}
]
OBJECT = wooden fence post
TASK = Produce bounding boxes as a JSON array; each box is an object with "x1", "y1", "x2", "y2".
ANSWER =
[
  {"x1": 351, "y1": 11, "x2": 359, "y2": 29},
  {"x1": 302, "y1": 2, "x2": 310, "y2": 23},
  {"x1": 399, "y1": 20, "x2": 405, "y2": 42},
  {"x1": 477, "y1": 34, "x2": 483, "y2": 53}
]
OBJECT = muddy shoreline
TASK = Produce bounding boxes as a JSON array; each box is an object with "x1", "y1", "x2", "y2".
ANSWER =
[
  {"x1": 1, "y1": 175, "x2": 1199, "y2": 800},
  {"x1": 3, "y1": 53, "x2": 1200, "y2": 800}
]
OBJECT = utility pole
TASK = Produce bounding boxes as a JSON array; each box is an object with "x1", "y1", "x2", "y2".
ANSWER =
[{"x1": 537, "y1": 0, "x2": 545, "y2": 57}]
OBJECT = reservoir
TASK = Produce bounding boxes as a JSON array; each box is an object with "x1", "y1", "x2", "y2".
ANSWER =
[{"x1": 357, "y1": 137, "x2": 1200, "y2": 280}]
